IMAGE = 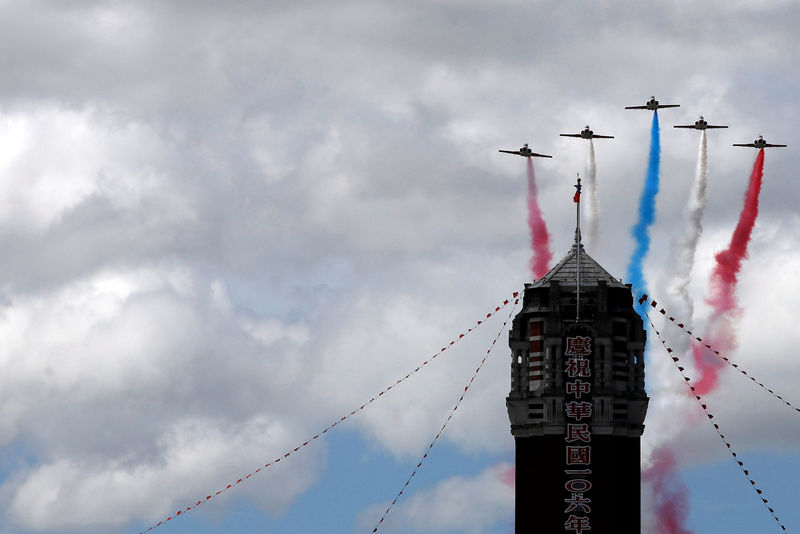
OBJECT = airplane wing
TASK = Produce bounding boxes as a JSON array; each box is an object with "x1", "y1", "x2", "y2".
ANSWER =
[
  {"x1": 592, "y1": 134, "x2": 614, "y2": 139},
  {"x1": 658, "y1": 104, "x2": 680, "y2": 109},
  {"x1": 764, "y1": 143, "x2": 787, "y2": 148},
  {"x1": 559, "y1": 133, "x2": 583, "y2": 138},
  {"x1": 625, "y1": 105, "x2": 649, "y2": 109},
  {"x1": 498, "y1": 149, "x2": 521, "y2": 155},
  {"x1": 732, "y1": 143, "x2": 756, "y2": 147},
  {"x1": 530, "y1": 153, "x2": 552, "y2": 158},
  {"x1": 706, "y1": 125, "x2": 728, "y2": 129},
  {"x1": 673, "y1": 125, "x2": 695, "y2": 129}
]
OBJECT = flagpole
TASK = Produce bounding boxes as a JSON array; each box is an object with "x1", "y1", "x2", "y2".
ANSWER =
[{"x1": 575, "y1": 175, "x2": 582, "y2": 322}]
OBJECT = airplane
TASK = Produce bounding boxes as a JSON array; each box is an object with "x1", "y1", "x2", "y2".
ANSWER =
[
  {"x1": 498, "y1": 143, "x2": 552, "y2": 158},
  {"x1": 732, "y1": 135, "x2": 787, "y2": 149},
  {"x1": 674, "y1": 116, "x2": 728, "y2": 130},
  {"x1": 625, "y1": 96, "x2": 680, "y2": 111},
  {"x1": 560, "y1": 125, "x2": 614, "y2": 140}
]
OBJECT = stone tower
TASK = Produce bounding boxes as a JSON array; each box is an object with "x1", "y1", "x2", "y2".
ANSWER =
[{"x1": 507, "y1": 241, "x2": 648, "y2": 533}]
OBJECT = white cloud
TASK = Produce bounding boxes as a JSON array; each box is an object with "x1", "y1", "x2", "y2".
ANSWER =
[
  {"x1": 644, "y1": 216, "x2": 800, "y2": 467},
  {"x1": 0, "y1": 266, "x2": 325, "y2": 529},
  {"x1": 0, "y1": 106, "x2": 174, "y2": 233},
  {"x1": 6, "y1": 415, "x2": 324, "y2": 532},
  {"x1": 357, "y1": 463, "x2": 514, "y2": 533},
  {"x1": 0, "y1": 1, "x2": 797, "y2": 532}
]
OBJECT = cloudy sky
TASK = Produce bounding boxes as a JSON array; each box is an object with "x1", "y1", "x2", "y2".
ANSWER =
[{"x1": 0, "y1": 1, "x2": 798, "y2": 533}]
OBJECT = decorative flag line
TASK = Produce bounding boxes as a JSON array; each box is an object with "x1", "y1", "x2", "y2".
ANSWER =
[
  {"x1": 645, "y1": 313, "x2": 786, "y2": 531},
  {"x1": 371, "y1": 297, "x2": 520, "y2": 533},
  {"x1": 138, "y1": 292, "x2": 519, "y2": 534},
  {"x1": 637, "y1": 293, "x2": 799, "y2": 415}
]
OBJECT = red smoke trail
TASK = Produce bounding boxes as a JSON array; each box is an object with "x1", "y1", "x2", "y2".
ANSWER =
[
  {"x1": 643, "y1": 446, "x2": 693, "y2": 534},
  {"x1": 526, "y1": 158, "x2": 553, "y2": 279},
  {"x1": 692, "y1": 149, "x2": 765, "y2": 395},
  {"x1": 499, "y1": 465, "x2": 515, "y2": 489}
]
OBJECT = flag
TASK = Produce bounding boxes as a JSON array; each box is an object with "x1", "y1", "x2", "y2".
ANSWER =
[{"x1": 573, "y1": 184, "x2": 581, "y2": 203}]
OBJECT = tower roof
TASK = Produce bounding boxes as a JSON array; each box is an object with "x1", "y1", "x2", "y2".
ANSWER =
[{"x1": 530, "y1": 243, "x2": 627, "y2": 289}]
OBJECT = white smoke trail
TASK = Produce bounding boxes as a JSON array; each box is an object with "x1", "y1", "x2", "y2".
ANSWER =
[
  {"x1": 668, "y1": 130, "x2": 708, "y2": 325},
  {"x1": 584, "y1": 139, "x2": 600, "y2": 248},
  {"x1": 647, "y1": 131, "x2": 708, "y2": 534}
]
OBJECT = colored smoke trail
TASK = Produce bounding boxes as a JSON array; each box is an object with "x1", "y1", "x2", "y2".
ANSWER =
[
  {"x1": 627, "y1": 111, "x2": 661, "y2": 301},
  {"x1": 526, "y1": 158, "x2": 553, "y2": 279},
  {"x1": 585, "y1": 139, "x2": 600, "y2": 248},
  {"x1": 643, "y1": 446, "x2": 693, "y2": 534},
  {"x1": 499, "y1": 465, "x2": 515, "y2": 489},
  {"x1": 692, "y1": 149, "x2": 765, "y2": 396},
  {"x1": 669, "y1": 131, "x2": 709, "y2": 325}
]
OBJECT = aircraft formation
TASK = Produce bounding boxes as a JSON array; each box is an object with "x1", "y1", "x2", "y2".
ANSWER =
[{"x1": 499, "y1": 95, "x2": 786, "y2": 158}]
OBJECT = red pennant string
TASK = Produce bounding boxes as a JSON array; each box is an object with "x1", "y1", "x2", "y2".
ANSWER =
[
  {"x1": 138, "y1": 292, "x2": 521, "y2": 534},
  {"x1": 636, "y1": 292, "x2": 799, "y2": 414},
  {"x1": 644, "y1": 312, "x2": 785, "y2": 530},
  {"x1": 370, "y1": 298, "x2": 519, "y2": 533}
]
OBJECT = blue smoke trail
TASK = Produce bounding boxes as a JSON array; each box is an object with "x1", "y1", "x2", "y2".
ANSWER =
[{"x1": 627, "y1": 111, "x2": 660, "y2": 311}]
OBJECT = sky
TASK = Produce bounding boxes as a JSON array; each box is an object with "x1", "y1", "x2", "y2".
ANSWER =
[{"x1": 0, "y1": 1, "x2": 798, "y2": 533}]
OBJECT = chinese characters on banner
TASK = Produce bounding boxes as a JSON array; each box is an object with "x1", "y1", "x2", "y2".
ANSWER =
[{"x1": 564, "y1": 332, "x2": 593, "y2": 533}]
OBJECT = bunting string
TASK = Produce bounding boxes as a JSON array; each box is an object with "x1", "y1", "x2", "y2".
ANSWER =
[
  {"x1": 637, "y1": 293, "x2": 799, "y2": 415},
  {"x1": 371, "y1": 297, "x2": 519, "y2": 533},
  {"x1": 138, "y1": 292, "x2": 519, "y2": 533},
  {"x1": 645, "y1": 312, "x2": 786, "y2": 531}
]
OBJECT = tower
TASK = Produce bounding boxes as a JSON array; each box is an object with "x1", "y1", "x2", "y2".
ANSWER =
[{"x1": 507, "y1": 240, "x2": 648, "y2": 532}]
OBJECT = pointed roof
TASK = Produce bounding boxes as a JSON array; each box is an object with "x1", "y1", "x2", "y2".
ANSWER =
[{"x1": 531, "y1": 243, "x2": 626, "y2": 288}]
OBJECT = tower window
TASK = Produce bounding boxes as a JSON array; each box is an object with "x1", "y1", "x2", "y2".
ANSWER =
[
  {"x1": 612, "y1": 321, "x2": 627, "y2": 337},
  {"x1": 529, "y1": 321, "x2": 543, "y2": 336},
  {"x1": 612, "y1": 340, "x2": 627, "y2": 353}
]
